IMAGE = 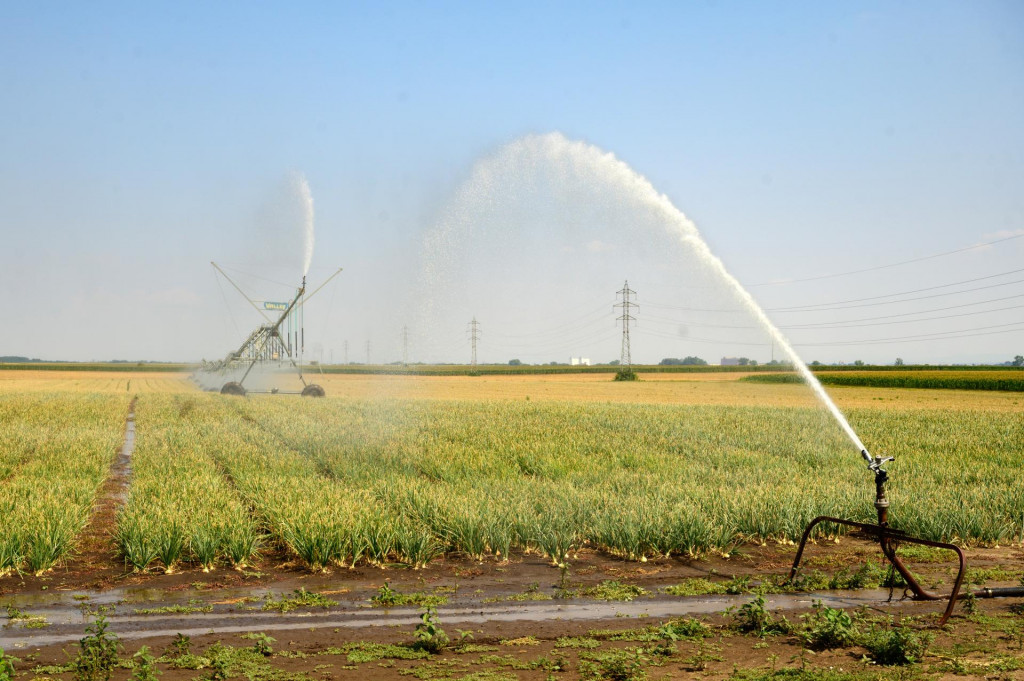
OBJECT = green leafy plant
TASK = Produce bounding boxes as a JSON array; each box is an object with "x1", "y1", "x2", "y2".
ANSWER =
[
  {"x1": 73, "y1": 612, "x2": 121, "y2": 681},
  {"x1": 262, "y1": 588, "x2": 336, "y2": 612},
  {"x1": 659, "y1": 617, "x2": 711, "y2": 641},
  {"x1": 131, "y1": 646, "x2": 159, "y2": 681},
  {"x1": 169, "y1": 633, "x2": 191, "y2": 657},
  {"x1": 862, "y1": 622, "x2": 933, "y2": 665},
  {"x1": 578, "y1": 580, "x2": 648, "y2": 602},
  {"x1": 579, "y1": 648, "x2": 649, "y2": 680},
  {"x1": 412, "y1": 605, "x2": 449, "y2": 654},
  {"x1": 729, "y1": 592, "x2": 792, "y2": 637},
  {"x1": 370, "y1": 581, "x2": 446, "y2": 608},
  {"x1": 241, "y1": 633, "x2": 275, "y2": 656},
  {"x1": 0, "y1": 648, "x2": 16, "y2": 681},
  {"x1": 800, "y1": 601, "x2": 859, "y2": 650}
]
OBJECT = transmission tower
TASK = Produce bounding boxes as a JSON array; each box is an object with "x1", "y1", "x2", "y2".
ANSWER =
[
  {"x1": 402, "y1": 326, "x2": 410, "y2": 366},
  {"x1": 614, "y1": 281, "x2": 638, "y2": 368},
  {"x1": 468, "y1": 317, "x2": 481, "y2": 367},
  {"x1": 365, "y1": 340, "x2": 371, "y2": 365},
  {"x1": 343, "y1": 340, "x2": 348, "y2": 364}
]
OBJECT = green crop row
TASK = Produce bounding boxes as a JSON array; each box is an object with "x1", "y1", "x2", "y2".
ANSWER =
[
  {"x1": 741, "y1": 371, "x2": 1024, "y2": 392},
  {"x1": 115, "y1": 395, "x2": 261, "y2": 572},
  {"x1": 6, "y1": 389, "x2": 1021, "y2": 577},
  {"x1": 0, "y1": 393, "x2": 126, "y2": 575},
  {"x1": 196, "y1": 395, "x2": 1023, "y2": 568}
]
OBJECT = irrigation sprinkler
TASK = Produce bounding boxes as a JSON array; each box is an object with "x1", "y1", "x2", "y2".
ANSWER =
[
  {"x1": 197, "y1": 263, "x2": 342, "y2": 397},
  {"x1": 788, "y1": 450, "x2": 1024, "y2": 626}
]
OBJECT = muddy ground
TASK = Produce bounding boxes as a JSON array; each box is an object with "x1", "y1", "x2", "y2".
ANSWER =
[{"x1": 3, "y1": 540, "x2": 1023, "y2": 680}]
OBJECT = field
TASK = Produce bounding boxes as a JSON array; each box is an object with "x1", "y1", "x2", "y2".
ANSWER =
[
  {"x1": 2, "y1": 368, "x2": 1023, "y2": 680},
  {"x1": 1, "y1": 368, "x2": 1022, "y2": 577},
  {"x1": 743, "y1": 369, "x2": 1024, "y2": 392}
]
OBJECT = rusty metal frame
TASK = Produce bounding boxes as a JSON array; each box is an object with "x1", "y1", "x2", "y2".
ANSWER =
[
  {"x1": 788, "y1": 515, "x2": 966, "y2": 625},
  {"x1": 787, "y1": 453, "x2": 966, "y2": 626}
]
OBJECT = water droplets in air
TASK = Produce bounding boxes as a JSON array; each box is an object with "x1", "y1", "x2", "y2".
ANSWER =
[
  {"x1": 419, "y1": 132, "x2": 867, "y2": 456},
  {"x1": 290, "y1": 171, "x2": 315, "y2": 277}
]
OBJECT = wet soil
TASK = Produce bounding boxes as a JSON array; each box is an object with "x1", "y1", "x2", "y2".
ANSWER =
[
  {"x1": 2, "y1": 540, "x2": 1022, "y2": 678},
  {"x1": 64, "y1": 398, "x2": 136, "y2": 585}
]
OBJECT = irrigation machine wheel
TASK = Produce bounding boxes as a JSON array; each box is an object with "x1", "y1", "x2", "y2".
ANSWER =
[
  {"x1": 220, "y1": 382, "x2": 247, "y2": 396},
  {"x1": 301, "y1": 384, "x2": 326, "y2": 398}
]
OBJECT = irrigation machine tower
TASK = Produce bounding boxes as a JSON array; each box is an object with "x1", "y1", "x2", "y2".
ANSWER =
[{"x1": 198, "y1": 262, "x2": 342, "y2": 397}]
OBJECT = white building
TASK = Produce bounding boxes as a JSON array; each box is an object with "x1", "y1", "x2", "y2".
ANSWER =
[{"x1": 570, "y1": 357, "x2": 591, "y2": 366}]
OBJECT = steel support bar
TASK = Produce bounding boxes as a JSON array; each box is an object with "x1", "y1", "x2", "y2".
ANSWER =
[{"x1": 788, "y1": 515, "x2": 966, "y2": 626}]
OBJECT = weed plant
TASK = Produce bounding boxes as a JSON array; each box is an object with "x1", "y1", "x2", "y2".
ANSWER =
[
  {"x1": 412, "y1": 606, "x2": 449, "y2": 654},
  {"x1": 73, "y1": 612, "x2": 121, "y2": 681},
  {"x1": 0, "y1": 648, "x2": 14, "y2": 681}
]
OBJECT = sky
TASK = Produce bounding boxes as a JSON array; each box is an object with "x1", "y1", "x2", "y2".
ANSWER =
[{"x1": 1, "y1": 1, "x2": 1022, "y2": 365}]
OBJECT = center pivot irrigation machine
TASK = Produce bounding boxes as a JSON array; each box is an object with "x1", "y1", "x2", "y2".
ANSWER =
[
  {"x1": 788, "y1": 449, "x2": 1024, "y2": 626},
  {"x1": 196, "y1": 262, "x2": 342, "y2": 397}
]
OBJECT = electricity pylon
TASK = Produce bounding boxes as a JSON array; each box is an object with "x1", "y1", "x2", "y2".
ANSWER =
[
  {"x1": 402, "y1": 326, "x2": 410, "y2": 366},
  {"x1": 614, "y1": 281, "x2": 637, "y2": 369},
  {"x1": 468, "y1": 317, "x2": 481, "y2": 367}
]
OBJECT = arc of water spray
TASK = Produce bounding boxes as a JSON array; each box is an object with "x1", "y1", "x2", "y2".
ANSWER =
[
  {"x1": 430, "y1": 133, "x2": 869, "y2": 460},
  {"x1": 290, "y1": 171, "x2": 315, "y2": 277}
]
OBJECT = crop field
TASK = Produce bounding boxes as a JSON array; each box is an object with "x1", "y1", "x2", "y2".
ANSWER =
[
  {"x1": 0, "y1": 369, "x2": 193, "y2": 394},
  {"x1": 743, "y1": 369, "x2": 1024, "y2": 392},
  {"x1": 0, "y1": 369, "x2": 1021, "y2": 578},
  {"x1": 0, "y1": 392, "x2": 127, "y2": 574}
]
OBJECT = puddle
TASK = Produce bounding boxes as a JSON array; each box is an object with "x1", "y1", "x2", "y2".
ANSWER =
[
  {"x1": 110, "y1": 402, "x2": 136, "y2": 502},
  {"x1": 0, "y1": 588, "x2": 911, "y2": 648}
]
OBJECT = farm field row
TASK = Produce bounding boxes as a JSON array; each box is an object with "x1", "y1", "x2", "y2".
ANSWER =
[
  {"x1": 8, "y1": 368, "x2": 1024, "y2": 413},
  {"x1": 743, "y1": 369, "x2": 1024, "y2": 392},
  {"x1": 5, "y1": 391, "x2": 1021, "y2": 576},
  {"x1": 0, "y1": 370, "x2": 193, "y2": 394},
  {"x1": 0, "y1": 370, "x2": 1021, "y2": 577},
  {"x1": 0, "y1": 393, "x2": 127, "y2": 574}
]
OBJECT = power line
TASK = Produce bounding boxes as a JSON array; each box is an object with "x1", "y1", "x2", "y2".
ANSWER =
[
  {"x1": 779, "y1": 293, "x2": 1024, "y2": 327},
  {"x1": 768, "y1": 268, "x2": 1024, "y2": 312},
  {"x1": 748, "y1": 232, "x2": 1024, "y2": 286},
  {"x1": 482, "y1": 329, "x2": 621, "y2": 355},
  {"x1": 769, "y1": 277, "x2": 1024, "y2": 313},
  {"x1": 643, "y1": 264, "x2": 1024, "y2": 316},
  {"x1": 642, "y1": 296, "x2": 1024, "y2": 331},
  {"x1": 639, "y1": 316, "x2": 1024, "y2": 347},
  {"x1": 793, "y1": 322, "x2": 1024, "y2": 347},
  {"x1": 486, "y1": 305, "x2": 613, "y2": 341},
  {"x1": 784, "y1": 303, "x2": 1024, "y2": 330},
  {"x1": 636, "y1": 328, "x2": 769, "y2": 348}
]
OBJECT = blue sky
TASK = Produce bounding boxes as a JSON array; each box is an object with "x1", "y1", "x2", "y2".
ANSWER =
[{"x1": 1, "y1": 1, "x2": 1022, "y2": 364}]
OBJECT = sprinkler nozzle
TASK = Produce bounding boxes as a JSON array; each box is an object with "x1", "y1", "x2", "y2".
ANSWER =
[{"x1": 860, "y1": 448, "x2": 872, "y2": 465}]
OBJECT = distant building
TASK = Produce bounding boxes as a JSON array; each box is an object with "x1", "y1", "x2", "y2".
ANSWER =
[
  {"x1": 721, "y1": 357, "x2": 741, "y2": 366},
  {"x1": 570, "y1": 357, "x2": 591, "y2": 366}
]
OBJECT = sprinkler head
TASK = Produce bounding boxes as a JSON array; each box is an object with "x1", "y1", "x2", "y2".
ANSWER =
[{"x1": 868, "y1": 454, "x2": 895, "y2": 474}]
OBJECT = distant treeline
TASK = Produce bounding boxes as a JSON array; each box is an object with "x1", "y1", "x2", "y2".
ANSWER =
[
  {"x1": 312, "y1": 363, "x2": 1023, "y2": 377},
  {"x1": 1, "y1": 360, "x2": 1020, "y2": 379},
  {"x1": 0, "y1": 362, "x2": 194, "y2": 372},
  {"x1": 742, "y1": 370, "x2": 1024, "y2": 392}
]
